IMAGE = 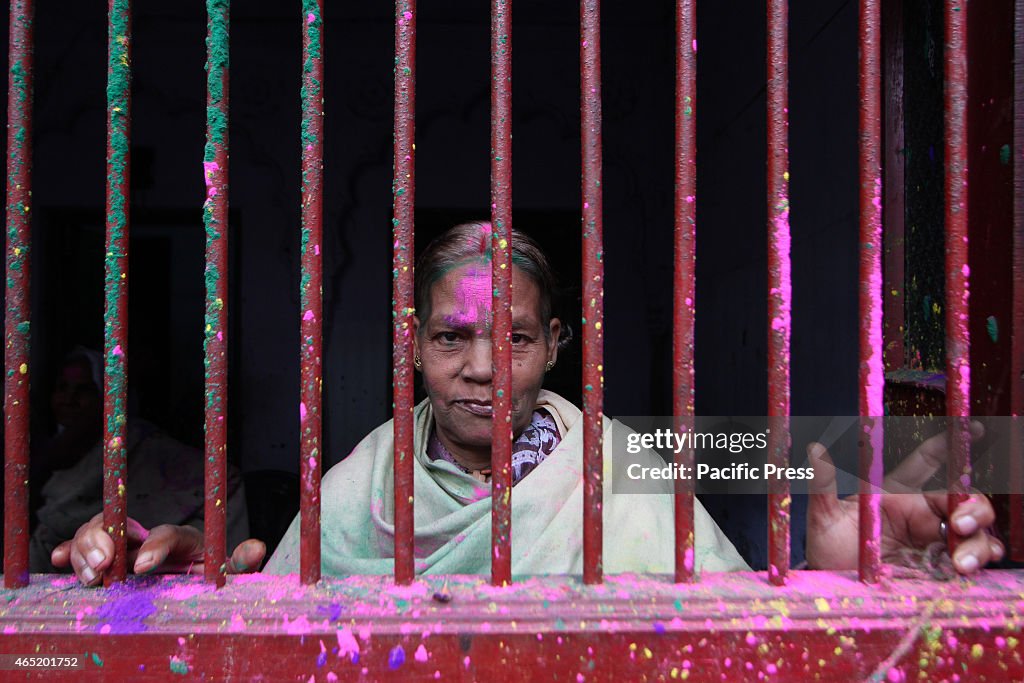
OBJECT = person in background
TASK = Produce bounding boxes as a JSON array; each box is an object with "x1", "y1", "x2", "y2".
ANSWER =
[{"x1": 32, "y1": 346, "x2": 251, "y2": 580}]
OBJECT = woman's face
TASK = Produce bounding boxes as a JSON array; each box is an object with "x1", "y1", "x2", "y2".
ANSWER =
[
  {"x1": 51, "y1": 359, "x2": 102, "y2": 432},
  {"x1": 414, "y1": 262, "x2": 560, "y2": 464}
]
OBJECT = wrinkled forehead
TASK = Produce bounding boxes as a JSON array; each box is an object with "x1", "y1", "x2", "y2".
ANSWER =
[
  {"x1": 426, "y1": 262, "x2": 540, "y2": 327},
  {"x1": 429, "y1": 262, "x2": 491, "y2": 326}
]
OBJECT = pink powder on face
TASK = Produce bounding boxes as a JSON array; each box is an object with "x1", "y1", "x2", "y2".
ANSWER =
[{"x1": 445, "y1": 267, "x2": 493, "y2": 327}]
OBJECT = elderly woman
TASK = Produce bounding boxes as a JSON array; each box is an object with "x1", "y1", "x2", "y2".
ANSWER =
[{"x1": 53, "y1": 222, "x2": 1003, "y2": 582}]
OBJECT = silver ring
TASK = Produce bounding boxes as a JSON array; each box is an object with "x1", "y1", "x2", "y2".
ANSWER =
[{"x1": 939, "y1": 519, "x2": 948, "y2": 544}]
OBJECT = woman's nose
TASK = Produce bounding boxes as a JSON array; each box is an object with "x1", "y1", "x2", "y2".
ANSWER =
[{"x1": 462, "y1": 338, "x2": 493, "y2": 383}]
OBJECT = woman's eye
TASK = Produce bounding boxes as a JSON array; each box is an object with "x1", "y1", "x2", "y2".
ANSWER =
[
  {"x1": 439, "y1": 331, "x2": 460, "y2": 344},
  {"x1": 511, "y1": 333, "x2": 526, "y2": 345}
]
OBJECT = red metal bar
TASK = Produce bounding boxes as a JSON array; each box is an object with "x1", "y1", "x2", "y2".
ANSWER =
[
  {"x1": 202, "y1": 0, "x2": 229, "y2": 587},
  {"x1": 3, "y1": 0, "x2": 34, "y2": 589},
  {"x1": 857, "y1": 0, "x2": 884, "y2": 584},
  {"x1": 392, "y1": 0, "x2": 417, "y2": 586},
  {"x1": 1011, "y1": 0, "x2": 1024, "y2": 561},
  {"x1": 766, "y1": 0, "x2": 791, "y2": 586},
  {"x1": 102, "y1": 0, "x2": 132, "y2": 587},
  {"x1": 672, "y1": 0, "x2": 696, "y2": 584},
  {"x1": 580, "y1": 0, "x2": 604, "y2": 586},
  {"x1": 489, "y1": 0, "x2": 513, "y2": 587},
  {"x1": 882, "y1": 0, "x2": 905, "y2": 373},
  {"x1": 299, "y1": 0, "x2": 324, "y2": 586},
  {"x1": 944, "y1": 0, "x2": 970, "y2": 559}
]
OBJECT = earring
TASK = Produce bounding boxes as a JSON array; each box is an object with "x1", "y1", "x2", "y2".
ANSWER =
[
  {"x1": 545, "y1": 360, "x2": 555, "y2": 372},
  {"x1": 414, "y1": 356, "x2": 422, "y2": 369}
]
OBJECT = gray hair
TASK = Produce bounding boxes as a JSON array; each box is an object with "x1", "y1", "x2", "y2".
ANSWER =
[{"x1": 414, "y1": 221, "x2": 572, "y2": 348}]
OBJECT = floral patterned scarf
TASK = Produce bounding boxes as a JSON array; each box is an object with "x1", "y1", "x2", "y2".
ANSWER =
[{"x1": 427, "y1": 409, "x2": 561, "y2": 485}]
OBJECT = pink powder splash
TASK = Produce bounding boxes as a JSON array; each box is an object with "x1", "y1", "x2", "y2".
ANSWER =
[
  {"x1": 336, "y1": 626, "x2": 360, "y2": 661},
  {"x1": 886, "y1": 668, "x2": 905, "y2": 682},
  {"x1": 203, "y1": 161, "x2": 220, "y2": 199},
  {"x1": 304, "y1": 310, "x2": 315, "y2": 321},
  {"x1": 160, "y1": 581, "x2": 213, "y2": 601},
  {"x1": 284, "y1": 614, "x2": 312, "y2": 635},
  {"x1": 307, "y1": 13, "x2": 316, "y2": 23},
  {"x1": 300, "y1": 401, "x2": 308, "y2": 422},
  {"x1": 863, "y1": 176, "x2": 885, "y2": 417},
  {"x1": 414, "y1": 644, "x2": 429, "y2": 663}
]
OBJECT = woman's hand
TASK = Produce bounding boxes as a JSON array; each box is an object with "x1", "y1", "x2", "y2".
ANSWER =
[
  {"x1": 51, "y1": 513, "x2": 266, "y2": 586},
  {"x1": 805, "y1": 423, "x2": 1004, "y2": 575}
]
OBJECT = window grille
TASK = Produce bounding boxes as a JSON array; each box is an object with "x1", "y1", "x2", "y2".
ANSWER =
[{"x1": 2, "y1": 0, "x2": 1023, "y2": 679}]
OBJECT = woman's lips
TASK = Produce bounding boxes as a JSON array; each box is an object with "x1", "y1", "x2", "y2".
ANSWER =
[{"x1": 455, "y1": 400, "x2": 493, "y2": 417}]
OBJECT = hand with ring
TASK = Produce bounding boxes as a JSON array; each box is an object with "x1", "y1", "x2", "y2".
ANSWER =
[{"x1": 805, "y1": 421, "x2": 1004, "y2": 575}]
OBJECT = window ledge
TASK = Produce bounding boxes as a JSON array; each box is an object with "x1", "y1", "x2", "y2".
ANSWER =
[{"x1": 1, "y1": 570, "x2": 1021, "y2": 679}]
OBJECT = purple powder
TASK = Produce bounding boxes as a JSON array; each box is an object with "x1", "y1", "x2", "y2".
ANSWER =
[
  {"x1": 388, "y1": 645, "x2": 406, "y2": 670},
  {"x1": 94, "y1": 590, "x2": 156, "y2": 634},
  {"x1": 316, "y1": 603, "x2": 342, "y2": 622}
]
